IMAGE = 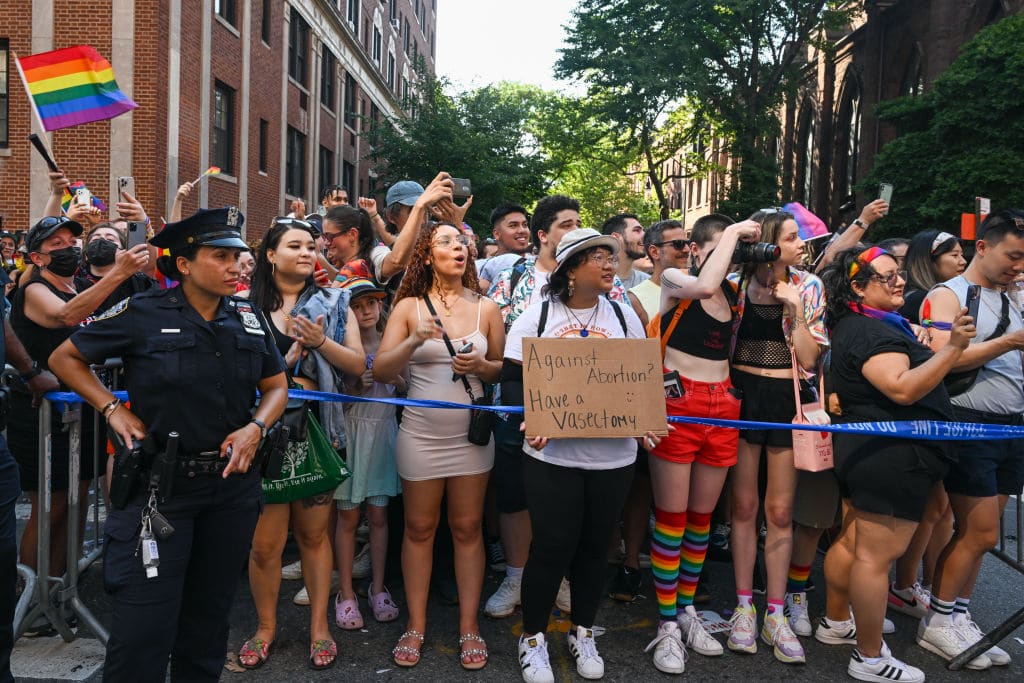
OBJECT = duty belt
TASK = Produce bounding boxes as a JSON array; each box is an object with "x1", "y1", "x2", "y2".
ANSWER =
[{"x1": 176, "y1": 451, "x2": 229, "y2": 478}]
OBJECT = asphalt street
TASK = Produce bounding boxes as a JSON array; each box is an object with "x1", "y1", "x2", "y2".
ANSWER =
[{"x1": 19, "y1": 497, "x2": 1022, "y2": 682}]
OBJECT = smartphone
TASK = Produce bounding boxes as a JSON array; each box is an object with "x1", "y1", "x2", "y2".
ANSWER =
[
  {"x1": 451, "y1": 178, "x2": 472, "y2": 199},
  {"x1": 965, "y1": 284, "x2": 982, "y2": 325},
  {"x1": 127, "y1": 221, "x2": 147, "y2": 249},
  {"x1": 75, "y1": 187, "x2": 91, "y2": 208},
  {"x1": 457, "y1": 342, "x2": 474, "y2": 354},
  {"x1": 663, "y1": 370, "x2": 683, "y2": 399},
  {"x1": 117, "y1": 176, "x2": 137, "y2": 201},
  {"x1": 878, "y1": 183, "x2": 894, "y2": 206}
]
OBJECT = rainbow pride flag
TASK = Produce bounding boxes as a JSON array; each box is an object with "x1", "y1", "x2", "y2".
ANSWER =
[
  {"x1": 61, "y1": 181, "x2": 107, "y2": 213},
  {"x1": 16, "y1": 45, "x2": 137, "y2": 131}
]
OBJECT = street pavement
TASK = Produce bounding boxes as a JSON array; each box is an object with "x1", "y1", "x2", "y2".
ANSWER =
[{"x1": 13, "y1": 498, "x2": 1024, "y2": 681}]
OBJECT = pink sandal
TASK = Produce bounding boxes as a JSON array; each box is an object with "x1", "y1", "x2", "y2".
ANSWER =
[
  {"x1": 334, "y1": 593, "x2": 364, "y2": 630},
  {"x1": 370, "y1": 586, "x2": 400, "y2": 622}
]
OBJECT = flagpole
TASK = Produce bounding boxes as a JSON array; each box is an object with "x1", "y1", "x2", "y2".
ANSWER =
[{"x1": 13, "y1": 51, "x2": 61, "y2": 171}]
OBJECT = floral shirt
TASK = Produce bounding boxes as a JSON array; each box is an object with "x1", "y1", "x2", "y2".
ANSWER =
[{"x1": 487, "y1": 257, "x2": 628, "y2": 329}]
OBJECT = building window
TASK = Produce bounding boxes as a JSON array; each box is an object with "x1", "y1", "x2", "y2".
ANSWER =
[
  {"x1": 212, "y1": 81, "x2": 234, "y2": 174},
  {"x1": 430, "y1": 31, "x2": 435, "y2": 59},
  {"x1": 402, "y1": 76, "x2": 409, "y2": 103},
  {"x1": 0, "y1": 39, "x2": 8, "y2": 148},
  {"x1": 319, "y1": 146, "x2": 334, "y2": 196},
  {"x1": 344, "y1": 73, "x2": 357, "y2": 129},
  {"x1": 258, "y1": 118, "x2": 268, "y2": 173},
  {"x1": 387, "y1": 53, "x2": 396, "y2": 91},
  {"x1": 342, "y1": 161, "x2": 355, "y2": 202},
  {"x1": 288, "y1": 11, "x2": 310, "y2": 87},
  {"x1": 261, "y1": 0, "x2": 271, "y2": 44},
  {"x1": 404, "y1": 19, "x2": 411, "y2": 55},
  {"x1": 321, "y1": 50, "x2": 336, "y2": 111},
  {"x1": 798, "y1": 106, "x2": 816, "y2": 206},
  {"x1": 390, "y1": 0, "x2": 397, "y2": 22},
  {"x1": 214, "y1": 0, "x2": 236, "y2": 25},
  {"x1": 899, "y1": 44, "x2": 924, "y2": 97},
  {"x1": 286, "y1": 126, "x2": 306, "y2": 197},
  {"x1": 347, "y1": 0, "x2": 360, "y2": 36},
  {"x1": 839, "y1": 78, "x2": 862, "y2": 198},
  {"x1": 373, "y1": 28, "x2": 382, "y2": 66}
]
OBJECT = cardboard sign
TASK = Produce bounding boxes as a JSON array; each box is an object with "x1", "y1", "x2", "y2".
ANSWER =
[{"x1": 522, "y1": 337, "x2": 668, "y2": 439}]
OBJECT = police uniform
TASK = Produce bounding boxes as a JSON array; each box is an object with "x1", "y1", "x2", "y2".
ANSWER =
[{"x1": 66, "y1": 208, "x2": 285, "y2": 682}]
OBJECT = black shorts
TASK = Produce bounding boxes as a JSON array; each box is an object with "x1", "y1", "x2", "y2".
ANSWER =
[
  {"x1": 731, "y1": 370, "x2": 814, "y2": 448},
  {"x1": 7, "y1": 390, "x2": 99, "y2": 491},
  {"x1": 835, "y1": 434, "x2": 949, "y2": 522},
  {"x1": 492, "y1": 416, "x2": 528, "y2": 514},
  {"x1": 945, "y1": 407, "x2": 1024, "y2": 498}
]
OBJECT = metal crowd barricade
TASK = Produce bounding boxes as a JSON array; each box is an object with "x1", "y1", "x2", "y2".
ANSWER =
[
  {"x1": 949, "y1": 491, "x2": 1023, "y2": 670},
  {"x1": 12, "y1": 360, "x2": 122, "y2": 644}
]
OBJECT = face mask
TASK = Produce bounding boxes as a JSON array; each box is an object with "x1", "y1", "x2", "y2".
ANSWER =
[
  {"x1": 45, "y1": 246, "x2": 82, "y2": 277},
  {"x1": 85, "y1": 239, "x2": 118, "y2": 267}
]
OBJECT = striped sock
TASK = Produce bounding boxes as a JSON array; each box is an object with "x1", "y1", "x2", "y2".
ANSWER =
[
  {"x1": 651, "y1": 507, "x2": 687, "y2": 621},
  {"x1": 953, "y1": 597, "x2": 971, "y2": 616},
  {"x1": 786, "y1": 562, "x2": 812, "y2": 595},
  {"x1": 928, "y1": 594, "x2": 955, "y2": 626},
  {"x1": 677, "y1": 510, "x2": 712, "y2": 608}
]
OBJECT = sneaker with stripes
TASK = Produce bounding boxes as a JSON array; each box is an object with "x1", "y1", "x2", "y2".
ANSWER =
[
  {"x1": 848, "y1": 648, "x2": 924, "y2": 683},
  {"x1": 815, "y1": 615, "x2": 858, "y2": 645},
  {"x1": 518, "y1": 632, "x2": 555, "y2": 683}
]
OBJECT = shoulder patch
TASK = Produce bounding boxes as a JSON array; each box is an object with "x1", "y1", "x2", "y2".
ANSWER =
[{"x1": 90, "y1": 298, "x2": 130, "y2": 324}]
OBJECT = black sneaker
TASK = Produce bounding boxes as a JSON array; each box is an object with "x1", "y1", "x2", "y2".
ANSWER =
[
  {"x1": 693, "y1": 573, "x2": 713, "y2": 605},
  {"x1": 608, "y1": 564, "x2": 642, "y2": 602},
  {"x1": 708, "y1": 522, "x2": 732, "y2": 562},
  {"x1": 486, "y1": 537, "x2": 507, "y2": 573}
]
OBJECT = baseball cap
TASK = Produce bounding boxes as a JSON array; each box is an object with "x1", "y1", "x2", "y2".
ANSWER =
[
  {"x1": 385, "y1": 181, "x2": 424, "y2": 207},
  {"x1": 26, "y1": 216, "x2": 84, "y2": 253}
]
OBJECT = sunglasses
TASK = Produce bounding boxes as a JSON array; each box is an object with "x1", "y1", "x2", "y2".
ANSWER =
[
  {"x1": 273, "y1": 217, "x2": 314, "y2": 230},
  {"x1": 654, "y1": 239, "x2": 692, "y2": 250},
  {"x1": 870, "y1": 270, "x2": 906, "y2": 288}
]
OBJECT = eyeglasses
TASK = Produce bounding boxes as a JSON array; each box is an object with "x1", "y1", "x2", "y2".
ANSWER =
[
  {"x1": 654, "y1": 239, "x2": 692, "y2": 251},
  {"x1": 870, "y1": 270, "x2": 906, "y2": 288},
  {"x1": 321, "y1": 230, "x2": 345, "y2": 245},
  {"x1": 587, "y1": 252, "x2": 619, "y2": 267},
  {"x1": 432, "y1": 234, "x2": 473, "y2": 249}
]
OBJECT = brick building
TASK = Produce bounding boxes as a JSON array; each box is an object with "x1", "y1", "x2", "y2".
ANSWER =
[
  {"x1": 0, "y1": 0, "x2": 437, "y2": 240},
  {"x1": 652, "y1": 0, "x2": 1022, "y2": 231}
]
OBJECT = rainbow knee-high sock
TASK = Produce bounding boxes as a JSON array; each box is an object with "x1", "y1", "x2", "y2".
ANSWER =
[
  {"x1": 677, "y1": 510, "x2": 711, "y2": 608},
  {"x1": 651, "y1": 508, "x2": 687, "y2": 621},
  {"x1": 787, "y1": 563, "x2": 812, "y2": 595}
]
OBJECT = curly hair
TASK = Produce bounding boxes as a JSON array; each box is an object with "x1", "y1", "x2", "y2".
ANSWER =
[
  {"x1": 393, "y1": 221, "x2": 481, "y2": 303},
  {"x1": 542, "y1": 248, "x2": 595, "y2": 303},
  {"x1": 820, "y1": 247, "x2": 885, "y2": 331},
  {"x1": 249, "y1": 220, "x2": 318, "y2": 314}
]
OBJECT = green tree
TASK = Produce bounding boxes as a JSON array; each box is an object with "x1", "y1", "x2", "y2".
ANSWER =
[
  {"x1": 557, "y1": 0, "x2": 848, "y2": 218},
  {"x1": 863, "y1": 14, "x2": 1024, "y2": 240},
  {"x1": 366, "y1": 73, "x2": 551, "y2": 232}
]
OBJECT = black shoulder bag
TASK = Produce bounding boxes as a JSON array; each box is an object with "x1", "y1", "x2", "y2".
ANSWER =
[
  {"x1": 422, "y1": 296, "x2": 494, "y2": 446},
  {"x1": 944, "y1": 292, "x2": 1010, "y2": 397}
]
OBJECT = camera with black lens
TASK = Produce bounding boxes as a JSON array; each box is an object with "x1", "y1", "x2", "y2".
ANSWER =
[{"x1": 733, "y1": 242, "x2": 780, "y2": 263}]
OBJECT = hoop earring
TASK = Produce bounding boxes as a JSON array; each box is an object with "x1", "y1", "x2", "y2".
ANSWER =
[
  {"x1": 568, "y1": 278, "x2": 575, "y2": 297},
  {"x1": 271, "y1": 261, "x2": 276, "y2": 276}
]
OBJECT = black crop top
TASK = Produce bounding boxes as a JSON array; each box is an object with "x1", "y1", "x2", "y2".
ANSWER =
[
  {"x1": 732, "y1": 302, "x2": 790, "y2": 369},
  {"x1": 663, "y1": 299, "x2": 733, "y2": 361}
]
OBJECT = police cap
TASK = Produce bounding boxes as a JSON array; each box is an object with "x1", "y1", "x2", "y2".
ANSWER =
[{"x1": 151, "y1": 207, "x2": 249, "y2": 252}]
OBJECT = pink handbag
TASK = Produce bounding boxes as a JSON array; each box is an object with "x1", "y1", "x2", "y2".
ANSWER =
[{"x1": 790, "y1": 349, "x2": 834, "y2": 471}]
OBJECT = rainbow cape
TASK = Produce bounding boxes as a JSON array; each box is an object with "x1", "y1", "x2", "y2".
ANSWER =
[
  {"x1": 16, "y1": 45, "x2": 137, "y2": 131},
  {"x1": 61, "y1": 181, "x2": 107, "y2": 213}
]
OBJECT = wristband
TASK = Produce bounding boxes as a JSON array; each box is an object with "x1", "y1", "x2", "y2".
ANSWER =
[
  {"x1": 309, "y1": 337, "x2": 327, "y2": 350},
  {"x1": 249, "y1": 418, "x2": 268, "y2": 440},
  {"x1": 369, "y1": 212, "x2": 380, "y2": 220},
  {"x1": 19, "y1": 363, "x2": 42, "y2": 383},
  {"x1": 101, "y1": 398, "x2": 121, "y2": 418},
  {"x1": 852, "y1": 218, "x2": 868, "y2": 229}
]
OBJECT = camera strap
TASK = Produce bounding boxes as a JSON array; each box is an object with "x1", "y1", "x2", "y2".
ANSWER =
[{"x1": 422, "y1": 295, "x2": 478, "y2": 401}]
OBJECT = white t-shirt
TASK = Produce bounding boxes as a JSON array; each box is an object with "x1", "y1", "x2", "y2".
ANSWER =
[
  {"x1": 505, "y1": 296, "x2": 645, "y2": 470},
  {"x1": 370, "y1": 244, "x2": 393, "y2": 284}
]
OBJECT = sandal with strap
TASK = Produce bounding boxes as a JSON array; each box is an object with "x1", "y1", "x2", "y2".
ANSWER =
[
  {"x1": 392, "y1": 630, "x2": 425, "y2": 668},
  {"x1": 238, "y1": 638, "x2": 273, "y2": 670},
  {"x1": 309, "y1": 639, "x2": 337, "y2": 670},
  {"x1": 459, "y1": 633, "x2": 489, "y2": 671},
  {"x1": 370, "y1": 586, "x2": 400, "y2": 622},
  {"x1": 334, "y1": 594, "x2": 364, "y2": 630}
]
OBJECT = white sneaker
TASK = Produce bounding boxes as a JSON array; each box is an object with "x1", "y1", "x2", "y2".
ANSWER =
[
  {"x1": 956, "y1": 613, "x2": 1011, "y2": 666},
  {"x1": 644, "y1": 621, "x2": 686, "y2": 674},
  {"x1": 887, "y1": 582, "x2": 929, "y2": 619},
  {"x1": 555, "y1": 578, "x2": 571, "y2": 613},
  {"x1": 567, "y1": 625, "x2": 604, "y2": 679},
  {"x1": 281, "y1": 559, "x2": 303, "y2": 580},
  {"x1": 678, "y1": 605, "x2": 723, "y2": 656},
  {"x1": 815, "y1": 615, "x2": 858, "y2": 645},
  {"x1": 760, "y1": 615, "x2": 806, "y2": 664},
  {"x1": 484, "y1": 574, "x2": 521, "y2": 618},
  {"x1": 352, "y1": 544, "x2": 371, "y2": 579},
  {"x1": 848, "y1": 647, "x2": 925, "y2": 683},
  {"x1": 292, "y1": 571, "x2": 339, "y2": 605},
  {"x1": 785, "y1": 591, "x2": 812, "y2": 637},
  {"x1": 882, "y1": 617, "x2": 896, "y2": 634},
  {"x1": 518, "y1": 632, "x2": 555, "y2": 683},
  {"x1": 916, "y1": 618, "x2": 991, "y2": 670}
]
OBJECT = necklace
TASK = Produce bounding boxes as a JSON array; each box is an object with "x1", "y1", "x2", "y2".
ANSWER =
[
  {"x1": 565, "y1": 301, "x2": 600, "y2": 337},
  {"x1": 434, "y1": 287, "x2": 454, "y2": 316}
]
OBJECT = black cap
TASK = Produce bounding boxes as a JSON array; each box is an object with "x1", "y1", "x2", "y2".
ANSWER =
[
  {"x1": 26, "y1": 216, "x2": 84, "y2": 253},
  {"x1": 151, "y1": 206, "x2": 248, "y2": 252}
]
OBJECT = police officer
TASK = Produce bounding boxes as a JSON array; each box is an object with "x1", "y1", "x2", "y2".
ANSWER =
[{"x1": 48, "y1": 207, "x2": 289, "y2": 682}]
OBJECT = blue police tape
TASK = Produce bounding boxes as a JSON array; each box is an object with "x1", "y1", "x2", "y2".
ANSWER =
[{"x1": 43, "y1": 389, "x2": 1024, "y2": 442}]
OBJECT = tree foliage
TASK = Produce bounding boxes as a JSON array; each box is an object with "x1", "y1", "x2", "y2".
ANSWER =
[
  {"x1": 365, "y1": 73, "x2": 552, "y2": 231},
  {"x1": 862, "y1": 13, "x2": 1024, "y2": 239}
]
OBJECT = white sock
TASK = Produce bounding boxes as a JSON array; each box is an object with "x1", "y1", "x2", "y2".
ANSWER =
[{"x1": 506, "y1": 565, "x2": 524, "y2": 580}]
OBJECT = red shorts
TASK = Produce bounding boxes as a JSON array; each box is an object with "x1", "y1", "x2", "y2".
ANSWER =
[{"x1": 652, "y1": 374, "x2": 741, "y2": 467}]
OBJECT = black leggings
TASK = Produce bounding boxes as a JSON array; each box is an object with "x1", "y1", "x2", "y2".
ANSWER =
[{"x1": 521, "y1": 456, "x2": 634, "y2": 634}]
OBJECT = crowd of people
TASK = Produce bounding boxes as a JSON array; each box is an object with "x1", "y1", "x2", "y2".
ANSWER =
[{"x1": 0, "y1": 169, "x2": 1021, "y2": 683}]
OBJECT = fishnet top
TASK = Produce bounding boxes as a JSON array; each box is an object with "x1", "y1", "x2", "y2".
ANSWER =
[{"x1": 733, "y1": 303, "x2": 790, "y2": 369}]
